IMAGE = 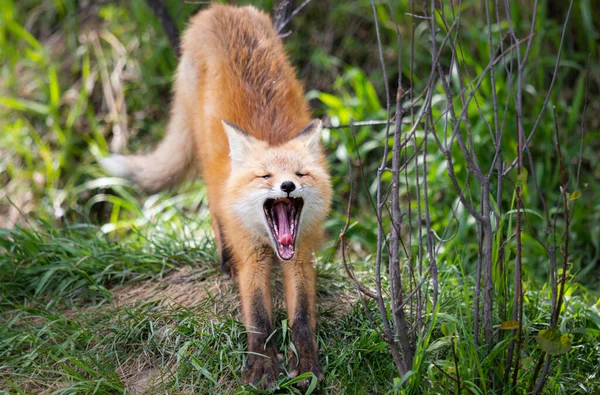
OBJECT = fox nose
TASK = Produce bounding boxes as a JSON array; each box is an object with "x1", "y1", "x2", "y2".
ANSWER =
[{"x1": 280, "y1": 181, "x2": 296, "y2": 193}]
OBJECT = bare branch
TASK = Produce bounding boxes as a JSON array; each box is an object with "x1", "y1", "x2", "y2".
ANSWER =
[{"x1": 338, "y1": 159, "x2": 378, "y2": 301}]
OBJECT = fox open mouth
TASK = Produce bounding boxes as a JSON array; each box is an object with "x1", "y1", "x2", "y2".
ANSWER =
[{"x1": 263, "y1": 197, "x2": 303, "y2": 260}]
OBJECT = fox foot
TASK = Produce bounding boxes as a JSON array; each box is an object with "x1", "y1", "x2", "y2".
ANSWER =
[
  {"x1": 289, "y1": 349, "x2": 323, "y2": 390},
  {"x1": 243, "y1": 347, "x2": 279, "y2": 389}
]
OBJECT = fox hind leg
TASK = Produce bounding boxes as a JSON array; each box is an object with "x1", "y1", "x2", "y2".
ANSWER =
[
  {"x1": 219, "y1": 229, "x2": 233, "y2": 276},
  {"x1": 211, "y1": 216, "x2": 232, "y2": 276}
]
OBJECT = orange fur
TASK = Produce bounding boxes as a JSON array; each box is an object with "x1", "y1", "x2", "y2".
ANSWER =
[{"x1": 100, "y1": 4, "x2": 332, "y2": 389}]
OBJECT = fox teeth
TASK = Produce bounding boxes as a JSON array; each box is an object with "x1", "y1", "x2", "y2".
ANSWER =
[{"x1": 271, "y1": 208, "x2": 277, "y2": 234}]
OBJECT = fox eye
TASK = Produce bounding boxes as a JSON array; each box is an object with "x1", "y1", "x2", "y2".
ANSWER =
[
  {"x1": 259, "y1": 174, "x2": 271, "y2": 179},
  {"x1": 296, "y1": 172, "x2": 308, "y2": 177}
]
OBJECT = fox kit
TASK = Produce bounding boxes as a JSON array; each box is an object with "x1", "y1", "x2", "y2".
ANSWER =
[{"x1": 100, "y1": 4, "x2": 332, "y2": 389}]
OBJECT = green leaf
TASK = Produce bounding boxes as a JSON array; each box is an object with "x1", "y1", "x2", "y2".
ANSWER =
[
  {"x1": 305, "y1": 373, "x2": 318, "y2": 395},
  {"x1": 499, "y1": 320, "x2": 519, "y2": 330},
  {"x1": 282, "y1": 319, "x2": 288, "y2": 342},
  {"x1": 48, "y1": 65, "x2": 61, "y2": 110},
  {"x1": 0, "y1": 96, "x2": 49, "y2": 115},
  {"x1": 569, "y1": 190, "x2": 582, "y2": 200},
  {"x1": 441, "y1": 322, "x2": 456, "y2": 336},
  {"x1": 6, "y1": 20, "x2": 42, "y2": 50},
  {"x1": 190, "y1": 356, "x2": 218, "y2": 385},
  {"x1": 516, "y1": 167, "x2": 528, "y2": 186},
  {"x1": 522, "y1": 356, "x2": 535, "y2": 370},
  {"x1": 535, "y1": 328, "x2": 572, "y2": 355},
  {"x1": 427, "y1": 337, "x2": 452, "y2": 353},
  {"x1": 318, "y1": 92, "x2": 343, "y2": 109}
]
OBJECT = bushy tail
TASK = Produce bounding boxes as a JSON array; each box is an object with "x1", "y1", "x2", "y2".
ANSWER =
[
  {"x1": 100, "y1": 54, "x2": 196, "y2": 194},
  {"x1": 99, "y1": 121, "x2": 194, "y2": 194}
]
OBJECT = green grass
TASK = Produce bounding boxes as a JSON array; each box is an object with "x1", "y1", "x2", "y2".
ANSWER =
[
  {"x1": 0, "y1": 221, "x2": 395, "y2": 393},
  {"x1": 1, "y1": 221, "x2": 598, "y2": 393},
  {"x1": 1, "y1": 0, "x2": 599, "y2": 393}
]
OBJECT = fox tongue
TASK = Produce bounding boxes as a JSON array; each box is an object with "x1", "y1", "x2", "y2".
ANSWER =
[
  {"x1": 275, "y1": 203, "x2": 293, "y2": 245},
  {"x1": 280, "y1": 234, "x2": 293, "y2": 244}
]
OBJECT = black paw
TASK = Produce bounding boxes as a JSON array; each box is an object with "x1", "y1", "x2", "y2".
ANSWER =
[{"x1": 244, "y1": 348, "x2": 279, "y2": 389}]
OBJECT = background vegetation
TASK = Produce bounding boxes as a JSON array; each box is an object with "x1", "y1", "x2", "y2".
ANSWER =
[{"x1": 0, "y1": 0, "x2": 598, "y2": 393}]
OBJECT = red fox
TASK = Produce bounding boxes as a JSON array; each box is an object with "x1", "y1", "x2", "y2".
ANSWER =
[{"x1": 99, "y1": 4, "x2": 332, "y2": 389}]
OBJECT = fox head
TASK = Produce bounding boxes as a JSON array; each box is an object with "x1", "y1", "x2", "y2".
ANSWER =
[{"x1": 222, "y1": 120, "x2": 332, "y2": 261}]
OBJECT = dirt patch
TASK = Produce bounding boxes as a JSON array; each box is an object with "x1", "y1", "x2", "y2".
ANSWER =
[
  {"x1": 0, "y1": 184, "x2": 35, "y2": 229},
  {"x1": 318, "y1": 289, "x2": 356, "y2": 319},
  {"x1": 118, "y1": 359, "x2": 176, "y2": 395},
  {"x1": 112, "y1": 266, "x2": 238, "y2": 314},
  {"x1": 111, "y1": 267, "x2": 236, "y2": 394},
  {"x1": 126, "y1": 368, "x2": 162, "y2": 395},
  {"x1": 112, "y1": 265, "x2": 355, "y2": 319}
]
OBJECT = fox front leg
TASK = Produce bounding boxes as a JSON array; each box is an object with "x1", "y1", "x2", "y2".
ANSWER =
[
  {"x1": 281, "y1": 245, "x2": 323, "y2": 388},
  {"x1": 237, "y1": 246, "x2": 279, "y2": 389}
]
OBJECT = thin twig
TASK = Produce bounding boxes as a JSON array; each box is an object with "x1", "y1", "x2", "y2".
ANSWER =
[
  {"x1": 503, "y1": 0, "x2": 575, "y2": 176},
  {"x1": 570, "y1": 54, "x2": 591, "y2": 220},
  {"x1": 338, "y1": 159, "x2": 378, "y2": 301},
  {"x1": 451, "y1": 337, "x2": 462, "y2": 395},
  {"x1": 551, "y1": 107, "x2": 570, "y2": 327},
  {"x1": 275, "y1": 0, "x2": 311, "y2": 34},
  {"x1": 338, "y1": 156, "x2": 387, "y2": 343},
  {"x1": 430, "y1": 361, "x2": 476, "y2": 395}
]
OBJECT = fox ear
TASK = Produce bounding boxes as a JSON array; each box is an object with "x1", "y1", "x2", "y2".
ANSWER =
[
  {"x1": 294, "y1": 119, "x2": 323, "y2": 157},
  {"x1": 222, "y1": 120, "x2": 257, "y2": 164}
]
